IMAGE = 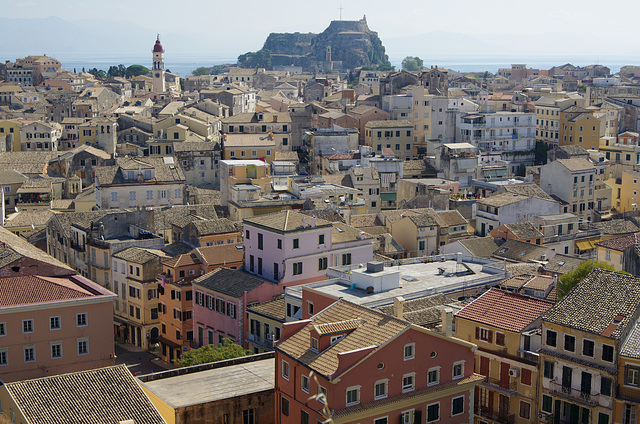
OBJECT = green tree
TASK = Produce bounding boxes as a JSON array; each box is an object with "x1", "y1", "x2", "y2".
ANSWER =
[
  {"x1": 175, "y1": 338, "x2": 250, "y2": 367},
  {"x1": 557, "y1": 261, "x2": 616, "y2": 300},
  {"x1": 87, "y1": 68, "x2": 107, "y2": 79},
  {"x1": 534, "y1": 140, "x2": 551, "y2": 165},
  {"x1": 210, "y1": 64, "x2": 229, "y2": 75},
  {"x1": 401, "y1": 56, "x2": 424, "y2": 72},
  {"x1": 125, "y1": 64, "x2": 150, "y2": 78},
  {"x1": 191, "y1": 67, "x2": 210, "y2": 76},
  {"x1": 237, "y1": 49, "x2": 272, "y2": 69}
]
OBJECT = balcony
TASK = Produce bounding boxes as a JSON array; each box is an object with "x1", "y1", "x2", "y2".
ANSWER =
[
  {"x1": 475, "y1": 405, "x2": 515, "y2": 424},
  {"x1": 481, "y1": 376, "x2": 518, "y2": 394},
  {"x1": 547, "y1": 380, "x2": 600, "y2": 407},
  {"x1": 70, "y1": 241, "x2": 85, "y2": 252},
  {"x1": 247, "y1": 333, "x2": 274, "y2": 350}
]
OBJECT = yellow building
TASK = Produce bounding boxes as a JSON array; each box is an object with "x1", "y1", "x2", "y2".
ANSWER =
[
  {"x1": 559, "y1": 105, "x2": 604, "y2": 150},
  {"x1": 594, "y1": 233, "x2": 638, "y2": 272},
  {"x1": 0, "y1": 118, "x2": 33, "y2": 151},
  {"x1": 364, "y1": 119, "x2": 414, "y2": 160},
  {"x1": 606, "y1": 168, "x2": 640, "y2": 213},
  {"x1": 153, "y1": 113, "x2": 214, "y2": 141},
  {"x1": 599, "y1": 131, "x2": 640, "y2": 166},
  {"x1": 246, "y1": 297, "x2": 285, "y2": 354},
  {"x1": 112, "y1": 246, "x2": 169, "y2": 350},
  {"x1": 223, "y1": 133, "x2": 276, "y2": 163},
  {"x1": 455, "y1": 288, "x2": 553, "y2": 424},
  {"x1": 535, "y1": 95, "x2": 585, "y2": 146},
  {"x1": 614, "y1": 325, "x2": 640, "y2": 424}
]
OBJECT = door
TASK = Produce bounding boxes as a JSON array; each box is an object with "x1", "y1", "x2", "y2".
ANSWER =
[
  {"x1": 500, "y1": 362, "x2": 510, "y2": 389},
  {"x1": 562, "y1": 366, "x2": 573, "y2": 392},
  {"x1": 481, "y1": 222, "x2": 486, "y2": 237},
  {"x1": 499, "y1": 395, "x2": 509, "y2": 418},
  {"x1": 581, "y1": 372, "x2": 592, "y2": 396}
]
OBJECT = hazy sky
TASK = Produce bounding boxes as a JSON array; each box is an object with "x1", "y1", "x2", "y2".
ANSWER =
[{"x1": 2, "y1": 0, "x2": 634, "y2": 48}]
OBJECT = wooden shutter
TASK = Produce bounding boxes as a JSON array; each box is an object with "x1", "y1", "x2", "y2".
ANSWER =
[
  {"x1": 475, "y1": 326, "x2": 480, "y2": 339},
  {"x1": 487, "y1": 330, "x2": 493, "y2": 343}
]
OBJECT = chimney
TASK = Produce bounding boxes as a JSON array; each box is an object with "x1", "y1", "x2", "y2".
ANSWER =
[
  {"x1": 301, "y1": 217, "x2": 307, "y2": 228},
  {"x1": 441, "y1": 307, "x2": 453, "y2": 337},
  {"x1": 310, "y1": 215, "x2": 316, "y2": 227},
  {"x1": 393, "y1": 296, "x2": 405, "y2": 320}
]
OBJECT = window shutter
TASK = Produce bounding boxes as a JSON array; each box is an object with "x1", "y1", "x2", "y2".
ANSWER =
[
  {"x1": 414, "y1": 410, "x2": 422, "y2": 424},
  {"x1": 475, "y1": 327, "x2": 480, "y2": 339},
  {"x1": 625, "y1": 365, "x2": 630, "y2": 384},
  {"x1": 488, "y1": 330, "x2": 493, "y2": 344}
]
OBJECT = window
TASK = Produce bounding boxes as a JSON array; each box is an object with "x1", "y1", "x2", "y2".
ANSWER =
[
  {"x1": 50, "y1": 316, "x2": 61, "y2": 330},
  {"x1": 371, "y1": 379, "x2": 388, "y2": 401},
  {"x1": 76, "y1": 313, "x2": 88, "y2": 327},
  {"x1": 318, "y1": 385, "x2": 327, "y2": 404},
  {"x1": 546, "y1": 330, "x2": 557, "y2": 347},
  {"x1": 301, "y1": 375, "x2": 309, "y2": 393},
  {"x1": 495, "y1": 332, "x2": 506, "y2": 346},
  {"x1": 598, "y1": 413, "x2": 609, "y2": 424},
  {"x1": 51, "y1": 342, "x2": 62, "y2": 359},
  {"x1": 0, "y1": 348, "x2": 6, "y2": 365},
  {"x1": 477, "y1": 327, "x2": 493, "y2": 343},
  {"x1": 293, "y1": 238, "x2": 299, "y2": 249},
  {"x1": 521, "y1": 368, "x2": 532, "y2": 385},
  {"x1": 300, "y1": 410, "x2": 309, "y2": 424},
  {"x1": 519, "y1": 401, "x2": 531, "y2": 420},
  {"x1": 22, "y1": 319, "x2": 33, "y2": 333},
  {"x1": 428, "y1": 367, "x2": 440, "y2": 386},
  {"x1": 129, "y1": 191, "x2": 136, "y2": 201},
  {"x1": 453, "y1": 361, "x2": 464, "y2": 379},
  {"x1": 77, "y1": 338, "x2": 88, "y2": 355},
  {"x1": 258, "y1": 233, "x2": 263, "y2": 250},
  {"x1": 583, "y1": 339, "x2": 594, "y2": 357},
  {"x1": 319, "y1": 234, "x2": 325, "y2": 245},
  {"x1": 342, "y1": 253, "x2": 352, "y2": 265},
  {"x1": 24, "y1": 345, "x2": 35, "y2": 362},
  {"x1": 603, "y1": 344, "x2": 614, "y2": 362},
  {"x1": 277, "y1": 239, "x2": 282, "y2": 249},
  {"x1": 281, "y1": 397, "x2": 289, "y2": 416},
  {"x1": 374, "y1": 418, "x2": 388, "y2": 424},
  {"x1": 542, "y1": 395, "x2": 553, "y2": 413},
  {"x1": 282, "y1": 360, "x2": 290, "y2": 380},
  {"x1": 427, "y1": 403, "x2": 440, "y2": 422},
  {"x1": 346, "y1": 386, "x2": 360, "y2": 406},
  {"x1": 243, "y1": 408, "x2": 255, "y2": 424},
  {"x1": 318, "y1": 257, "x2": 327, "y2": 271},
  {"x1": 564, "y1": 334, "x2": 575, "y2": 352},
  {"x1": 0, "y1": 322, "x2": 5, "y2": 336},
  {"x1": 404, "y1": 343, "x2": 415, "y2": 360},
  {"x1": 452, "y1": 396, "x2": 464, "y2": 416},
  {"x1": 402, "y1": 373, "x2": 415, "y2": 392},
  {"x1": 627, "y1": 365, "x2": 640, "y2": 386},
  {"x1": 293, "y1": 262, "x2": 303, "y2": 275}
]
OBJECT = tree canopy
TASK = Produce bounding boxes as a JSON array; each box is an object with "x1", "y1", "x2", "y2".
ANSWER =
[
  {"x1": 401, "y1": 56, "x2": 424, "y2": 72},
  {"x1": 125, "y1": 65, "x2": 150, "y2": 78},
  {"x1": 237, "y1": 49, "x2": 272, "y2": 69},
  {"x1": 557, "y1": 261, "x2": 617, "y2": 300},
  {"x1": 191, "y1": 67, "x2": 210, "y2": 76},
  {"x1": 175, "y1": 338, "x2": 250, "y2": 367}
]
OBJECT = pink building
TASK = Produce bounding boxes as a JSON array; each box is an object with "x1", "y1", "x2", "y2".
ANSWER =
[
  {"x1": 192, "y1": 267, "x2": 281, "y2": 348},
  {"x1": 275, "y1": 299, "x2": 484, "y2": 424},
  {"x1": 243, "y1": 211, "x2": 374, "y2": 286},
  {"x1": 0, "y1": 274, "x2": 116, "y2": 382}
]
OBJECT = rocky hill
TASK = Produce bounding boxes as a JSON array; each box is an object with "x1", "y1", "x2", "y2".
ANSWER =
[{"x1": 262, "y1": 16, "x2": 389, "y2": 71}]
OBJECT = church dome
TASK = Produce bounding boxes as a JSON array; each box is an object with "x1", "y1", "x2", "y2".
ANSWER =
[{"x1": 153, "y1": 37, "x2": 163, "y2": 53}]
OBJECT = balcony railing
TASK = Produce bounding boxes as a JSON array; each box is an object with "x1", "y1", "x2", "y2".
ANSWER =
[
  {"x1": 548, "y1": 380, "x2": 600, "y2": 406},
  {"x1": 482, "y1": 376, "x2": 518, "y2": 393},
  {"x1": 247, "y1": 333, "x2": 274, "y2": 349},
  {"x1": 70, "y1": 241, "x2": 85, "y2": 252},
  {"x1": 475, "y1": 405, "x2": 515, "y2": 424}
]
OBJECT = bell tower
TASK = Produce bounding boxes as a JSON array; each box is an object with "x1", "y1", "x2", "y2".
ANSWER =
[{"x1": 152, "y1": 35, "x2": 166, "y2": 93}]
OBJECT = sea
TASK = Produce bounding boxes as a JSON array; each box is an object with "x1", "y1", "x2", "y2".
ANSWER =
[{"x1": 56, "y1": 53, "x2": 637, "y2": 77}]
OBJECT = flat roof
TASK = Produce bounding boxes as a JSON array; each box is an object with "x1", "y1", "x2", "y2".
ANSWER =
[
  {"x1": 287, "y1": 257, "x2": 504, "y2": 308},
  {"x1": 141, "y1": 358, "x2": 274, "y2": 408}
]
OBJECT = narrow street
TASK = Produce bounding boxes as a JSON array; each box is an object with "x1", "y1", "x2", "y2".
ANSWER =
[{"x1": 114, "y1": 343, "x2": 176, "y2": 376}]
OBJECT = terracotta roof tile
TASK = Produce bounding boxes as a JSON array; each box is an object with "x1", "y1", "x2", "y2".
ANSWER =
[
  {"x1": 0, "y1": 275, "x2": 95, "y2": 307},
  {"x1": 455, "y1": 288, "x2": 553, "y2": 332}
]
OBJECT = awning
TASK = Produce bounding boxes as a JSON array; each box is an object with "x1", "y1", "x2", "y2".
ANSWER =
[
  {"x1": 380, "y1": 192, "x2": 397, "y2": 201},
  {"x1": 157, "y1": 335, "x2": 181, "y2": 349},
  {"x1": 575, "y1": 237, "x2": 601, "y2": 251}
]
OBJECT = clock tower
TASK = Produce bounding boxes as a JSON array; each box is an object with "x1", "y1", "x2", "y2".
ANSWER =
[{"x1": 152, "y1": 35, "x2": 166, "y2": 93}]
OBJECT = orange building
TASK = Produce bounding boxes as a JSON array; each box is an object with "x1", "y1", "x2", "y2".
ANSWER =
[{"x1": 157, "y1": 244, "x2": 245, "y2": 362}]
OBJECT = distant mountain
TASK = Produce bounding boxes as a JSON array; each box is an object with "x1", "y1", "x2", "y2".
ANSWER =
[{"x1": 383, "y1": 30, "x2": 640, "y2": 63}]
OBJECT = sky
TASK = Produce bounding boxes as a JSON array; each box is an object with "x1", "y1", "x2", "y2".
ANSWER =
[{"x1": 2, "y1": 0, "x2": 640, "y2": 72}]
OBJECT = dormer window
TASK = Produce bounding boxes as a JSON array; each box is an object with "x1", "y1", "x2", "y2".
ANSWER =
[
  {"x1": 311, "y1": 337, "x2": 318, "y2": 352},
  {"x1": 330, "y1": 335, "x2": 344, "y2": 345}
]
